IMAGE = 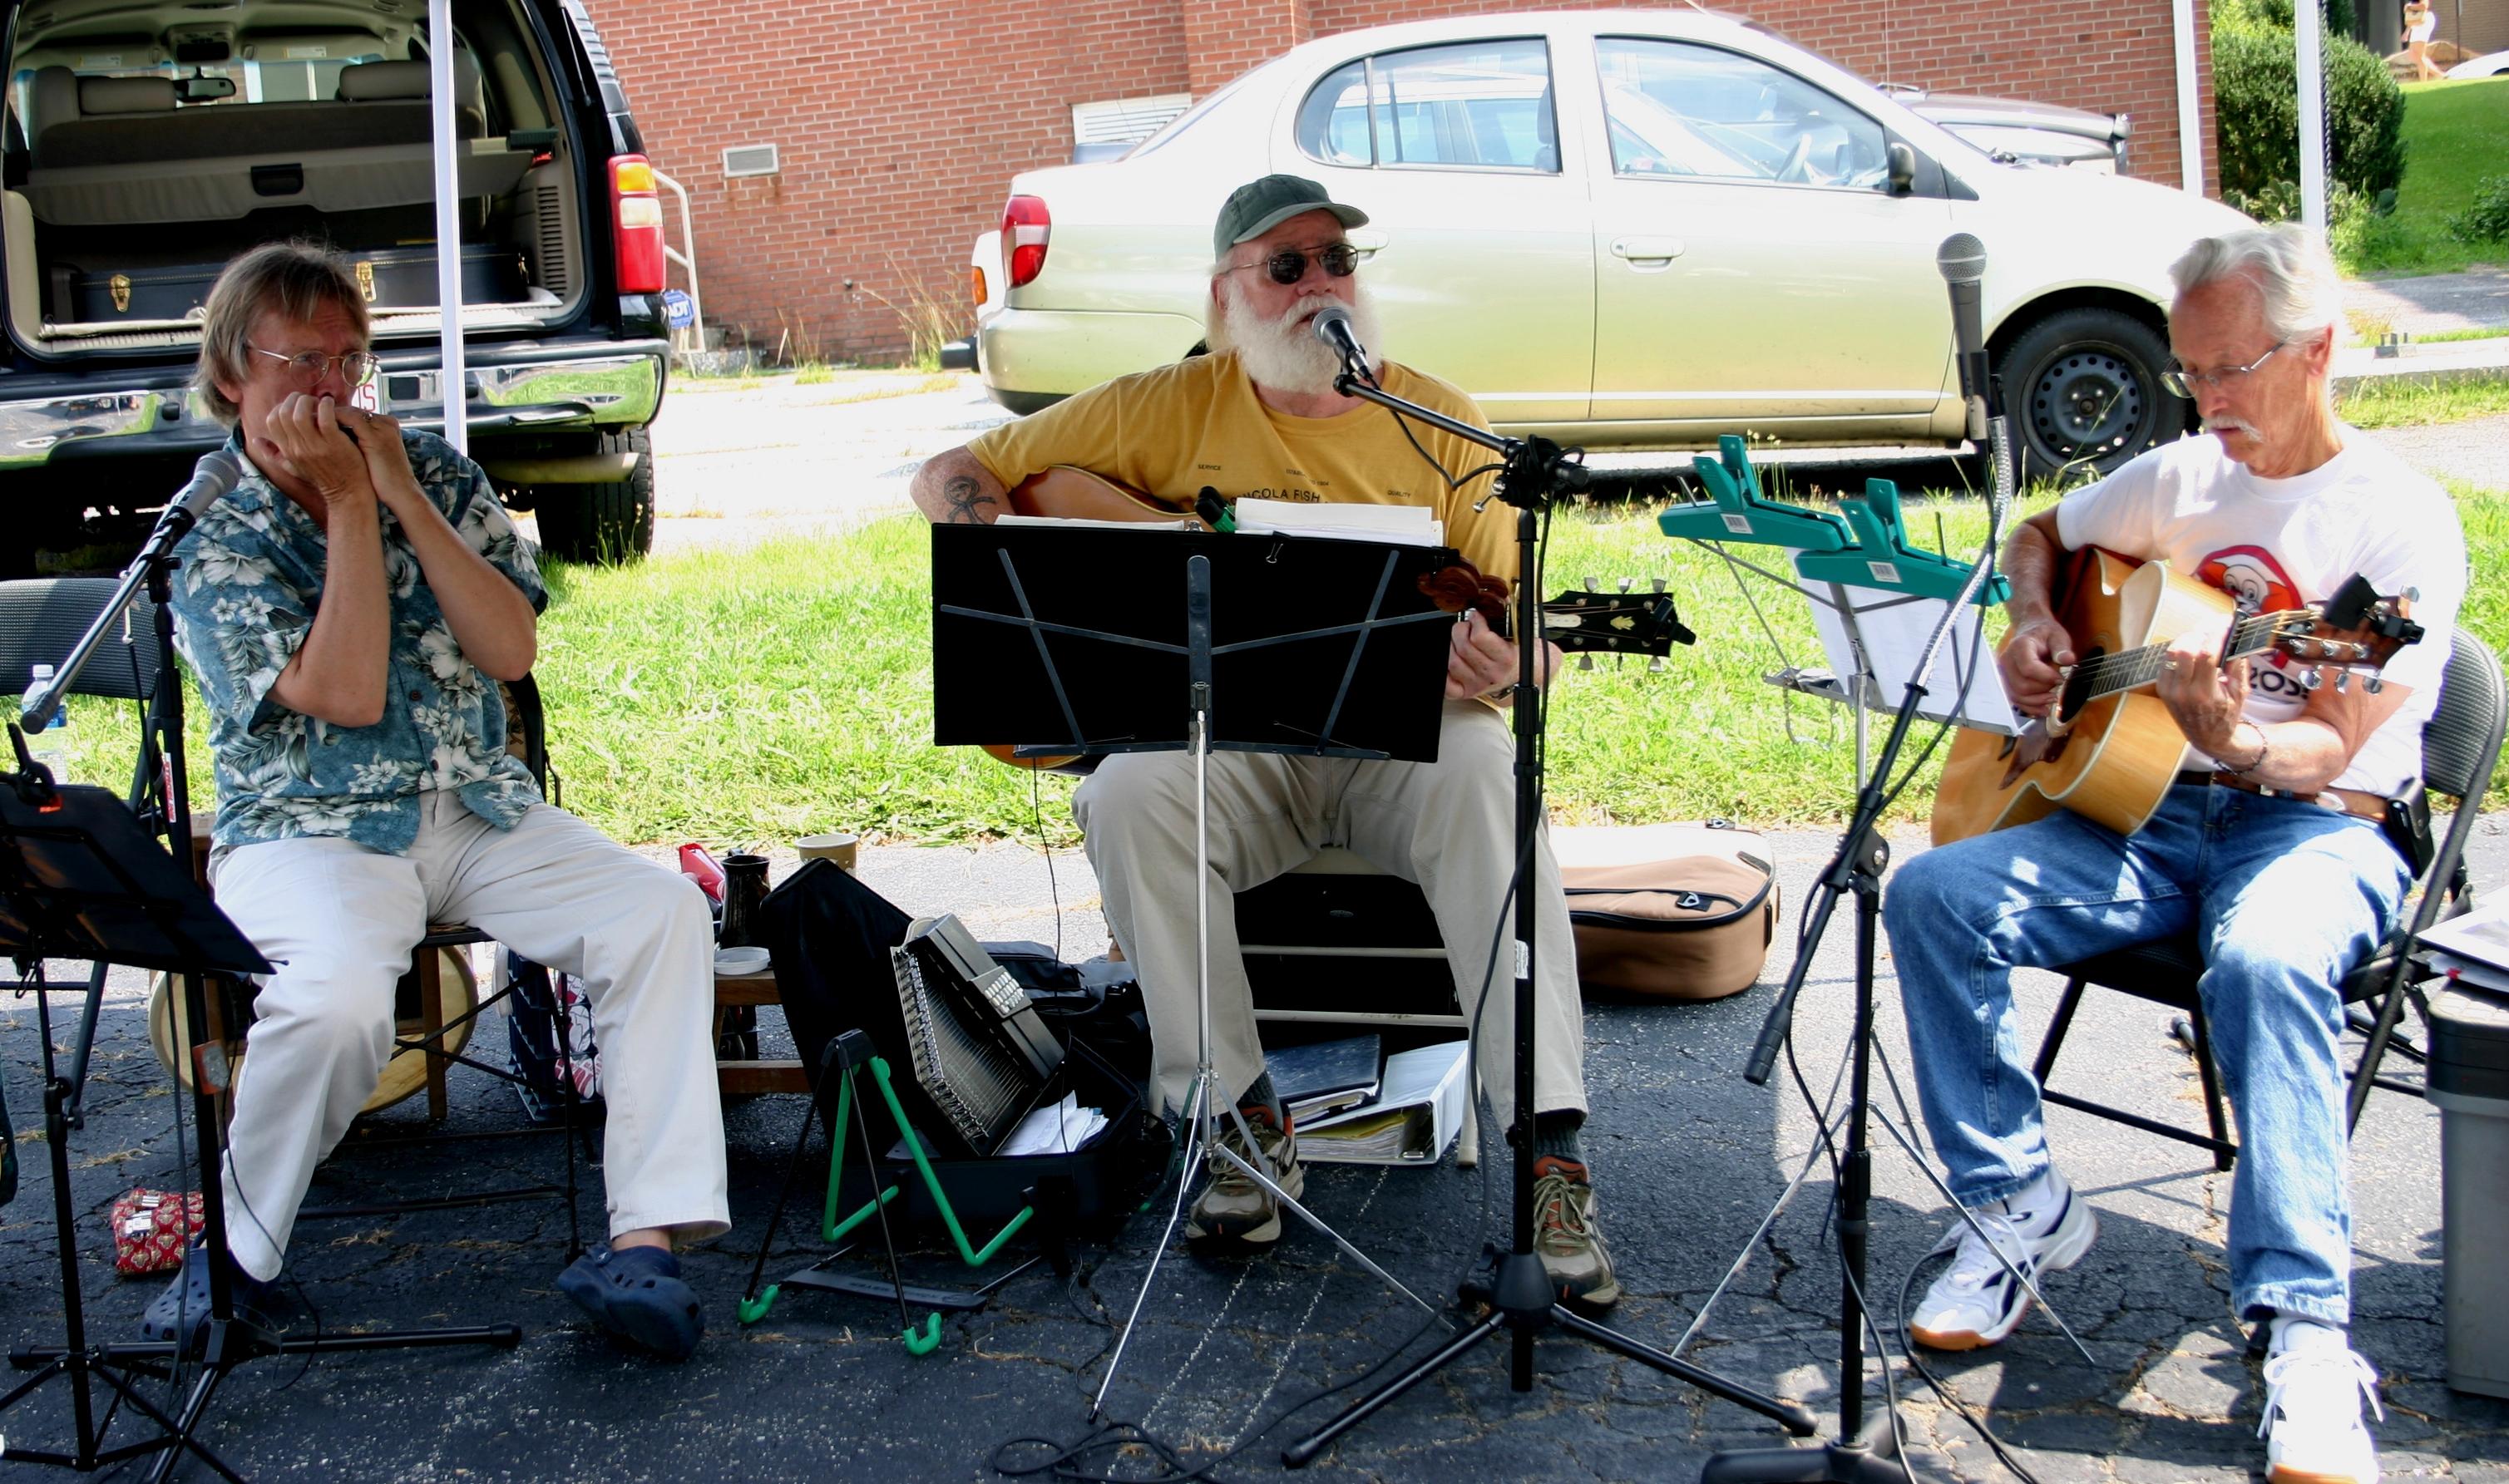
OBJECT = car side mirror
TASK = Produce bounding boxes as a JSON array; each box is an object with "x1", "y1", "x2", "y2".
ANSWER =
[
  {"x1": 180, "y1": 75, "x2": 237, "y2": 103},
  {"x1": 1887, "y1": 141, "x2": 1917, "y2": 195}
]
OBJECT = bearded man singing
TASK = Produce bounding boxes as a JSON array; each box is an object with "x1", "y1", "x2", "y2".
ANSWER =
[{"x1": 909, "y1": 175, "x2": 1615, "y2": 1309}]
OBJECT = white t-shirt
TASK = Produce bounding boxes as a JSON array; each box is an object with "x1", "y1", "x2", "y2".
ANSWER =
[{"x1": 2055, "y1": 429, "x2": 2465, "y2": 796}]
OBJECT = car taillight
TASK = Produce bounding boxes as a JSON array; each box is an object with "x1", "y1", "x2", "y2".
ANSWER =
[
  {"x1": 1003, "y1": 195, "x2": 1050, "y2": 288},
  {"x1": 610, "y1": 155, "x2": 666, "y2": 295}
]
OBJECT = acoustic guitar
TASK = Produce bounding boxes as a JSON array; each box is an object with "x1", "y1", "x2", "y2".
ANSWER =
[
  {"x1": 1928, "y1": 548, "x2": 2421, "y2": 846},
  {"x1": 977, "y1": 466, "x2": 1697, "y2": 772}
]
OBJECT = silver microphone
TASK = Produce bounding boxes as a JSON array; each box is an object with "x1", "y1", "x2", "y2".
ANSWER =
[
  {"x1": 161, "y1": 447, "x2": 244, "y2": 530},
  {"x1": 1309, "y1": 305, "x2": 1375, "y2": 383},
  {"x1": 1936, "y1": 234, "x2": 1990, "y2": 437}
]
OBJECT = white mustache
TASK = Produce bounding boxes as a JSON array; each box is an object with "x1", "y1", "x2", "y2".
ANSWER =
[{"x1": 2205, "y1": 416, "x2": 2261, "y2": 437}]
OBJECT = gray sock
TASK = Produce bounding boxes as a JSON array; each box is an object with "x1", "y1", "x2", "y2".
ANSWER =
[
  {"x1": 1239, "y1": 1072, "x2": 1285, "y2": 1125},
  {"x1": 1533, "y1": 1110, "x2": 1586, "y2": 1168}
]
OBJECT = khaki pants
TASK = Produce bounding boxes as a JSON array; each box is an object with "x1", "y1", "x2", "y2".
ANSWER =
[
  {"x1": 208, "y1": 794, "x2": 729, "y2": 1281},
  {"x1": 1074, "y1": 699, "x2": 1586, "y2": 1130}
]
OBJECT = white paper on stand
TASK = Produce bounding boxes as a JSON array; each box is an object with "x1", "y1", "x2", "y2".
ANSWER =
[
  {"x1": 1299, "y1": 1040, "x2": 1469, "y2": 1166},
  {"x1": 1232, "y1": 497, "x2": 1443, "y2": 548},
  {"x1": 2420, "y1": 900, "x2": 2509, "y2": 973},
  {"x1": 995, "y1": 1093, "x2": 1108, "y2": 1157},
  {"x1": 1792, "y1": 574, "x2": 2022, "y2": 736}
]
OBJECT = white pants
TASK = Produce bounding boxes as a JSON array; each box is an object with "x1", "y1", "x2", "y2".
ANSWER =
[
  {"x1": 1074, "y1": 700, "x2": 1587, "y2": 1129},
  {"x1": 207, "y1": 794, "x2": 728, "y2": 1281}
]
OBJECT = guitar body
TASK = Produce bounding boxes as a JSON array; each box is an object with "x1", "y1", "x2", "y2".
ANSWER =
[
  {"x1": 1931, "y1": 550, "x2": 2235, "y2": 847},
  {"x1": 1005, "y1": 465, "x2": 1210, "y2": 527},
  {"x1": 978, "y1": 467, "x2": 1210, "y2": 773}
]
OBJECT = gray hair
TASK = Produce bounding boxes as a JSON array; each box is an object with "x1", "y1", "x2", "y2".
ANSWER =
[
  {"x1": 2168, "y1": 224, "x2": 2344, "y2": 343},
  {"x1": 193, "y1": 242, "x2": 370, "y2": 427}
]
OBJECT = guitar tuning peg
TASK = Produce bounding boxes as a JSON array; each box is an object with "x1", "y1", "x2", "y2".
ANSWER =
[
  {"x1": 1577, "y1": 653, "x2": 1594, "y2": 672},
  {"x1": 1583, "y1": 575, "x2": 1598, "y2": 593},
  {"x1": 1617, "y1": 576, "x2": 1634, "y2": 594},
  {"x1": 2303, "y1": 668, "x2": 2324, "y2": 692},
  {"x1": 2365, "y1": 675, "x2": 2384, "y2": 695},
  {"x1": 1648, "y1": 655, "x2": 1667, "y2": 673},
  {"x1": 1651, "y1": 578, "x2": 1667, "y2": 594},
  {"x1": 2334, "y1": 670, "x2": 2351, "y2": 694}
]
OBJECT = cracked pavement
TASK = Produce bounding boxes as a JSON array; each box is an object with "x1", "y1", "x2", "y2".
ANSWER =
[{"x1": 6, "y1": 819, "x2": 2509, "y2": 1482}]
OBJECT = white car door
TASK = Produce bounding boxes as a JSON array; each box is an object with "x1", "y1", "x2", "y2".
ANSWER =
[
  {"x1": 1276, "y1": 36, "x2": 1595, "y2": 426},
  {"x1": 1581, "y1": 35, "x2": 1953, "y2": 432}
]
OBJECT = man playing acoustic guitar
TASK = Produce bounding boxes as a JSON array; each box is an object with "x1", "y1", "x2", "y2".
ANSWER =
[
  {"x1": 1886, "y1": 224, "x2": 2464, "y2": 1484},
  {"x1": 909, "y1": 175, "x2": 1617, "y2": 1309}
]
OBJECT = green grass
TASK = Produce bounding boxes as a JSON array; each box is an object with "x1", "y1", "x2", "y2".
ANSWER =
[
  {"x1": 2338, "y1": 76, "x2": 2509, "y2": 275},
  {"x1": 2338, "y1": 371, "x2": 2509, "y2": 426},
  {"x1": 26, "y1": 485, "x2": 2505, "y2": 850}
]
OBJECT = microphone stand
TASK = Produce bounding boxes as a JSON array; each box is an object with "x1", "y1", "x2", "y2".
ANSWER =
[{"x1": 1282, "y1": 356, "x2": 1816, "y2": 1467}]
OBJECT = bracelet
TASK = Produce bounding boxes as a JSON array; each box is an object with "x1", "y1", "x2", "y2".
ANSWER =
[
  {"x1": 1481, "y1": 683, "x2": 1523, "y2": 703},
  {"x1": 2229, "y1": 724, "x2": 2269, "y2": 777}
]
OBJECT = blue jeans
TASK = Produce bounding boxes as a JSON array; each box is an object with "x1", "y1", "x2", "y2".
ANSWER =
[{"x1": 1885, "y1": 782, "x2": 2411, "y2": 1326}]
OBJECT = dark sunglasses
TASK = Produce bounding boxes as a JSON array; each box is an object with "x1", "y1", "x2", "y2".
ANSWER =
[{"x1": 1238, "y1": 243, "x2": 1360, "y2": 285}]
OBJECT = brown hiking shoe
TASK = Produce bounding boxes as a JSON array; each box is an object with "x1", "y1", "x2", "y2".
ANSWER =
[
  {"x1": 1534, "y1": 1156, "x2": 1620, "y2": 1311},
  {"x1": 1186, "y1": 1109, "x2": 1302, "y2": 1245}
]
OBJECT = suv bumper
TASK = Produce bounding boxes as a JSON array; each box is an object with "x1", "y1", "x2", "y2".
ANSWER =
[{"x1": 0, "y1": 343, "x2": 666, "y2": 471}]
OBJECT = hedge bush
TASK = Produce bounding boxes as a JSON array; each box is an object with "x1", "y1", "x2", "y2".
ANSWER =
[
  {"x1": 2451, "y1": 175, "x2": 2509, "y2": 244},
  {"x1": 2215, "y1": 24, "x2": 2408, "y2": 217}
]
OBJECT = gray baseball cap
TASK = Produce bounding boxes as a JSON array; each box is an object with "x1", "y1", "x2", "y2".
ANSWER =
[{"x1": 1212, "y1": 175, "x2": 1368, "y2": 260}]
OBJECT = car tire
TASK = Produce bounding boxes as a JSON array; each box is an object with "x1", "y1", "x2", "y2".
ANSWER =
[
  {"x1": 1997, "y1": 307, "x2": 2176, "y2": 486},
  {"x1": 531, "y1": 427, "x2": 654, "y2": 565}
]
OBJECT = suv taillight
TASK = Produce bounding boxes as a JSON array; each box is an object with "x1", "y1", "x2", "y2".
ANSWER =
[
  {"x1": 1004, "y1": 195, "x2": 1050, "y2": 288},
  {"x1": 610, "y1": 155, "x2": 666, "y2": 295}
]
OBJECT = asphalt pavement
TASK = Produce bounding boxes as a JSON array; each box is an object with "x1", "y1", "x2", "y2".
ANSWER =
[{"x1": 6, "y1": 817, "x2": 2507, "y2": 1482}]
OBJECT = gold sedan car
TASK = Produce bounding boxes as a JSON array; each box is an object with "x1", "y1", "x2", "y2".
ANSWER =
[{"x1": 976, "y1": 9, "x2": 2253, "y2": 482}]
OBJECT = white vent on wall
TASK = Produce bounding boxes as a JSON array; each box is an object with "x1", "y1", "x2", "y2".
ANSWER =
[
  {"x1": 723, "y1": 143, "x2": 779, "y2": 179},
  {"x1": 1071, "y1": 93, "x2": 1192, "y2": 148}
]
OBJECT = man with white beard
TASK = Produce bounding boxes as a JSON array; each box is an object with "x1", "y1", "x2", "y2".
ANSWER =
[{"x1": 911, "y1": 175, "x2": 1615, "y2": 1309}]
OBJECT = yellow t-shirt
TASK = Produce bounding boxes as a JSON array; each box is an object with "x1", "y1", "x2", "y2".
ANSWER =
[{"x1": 966, "y1": 351, "x2": 1517, "y2": 581}]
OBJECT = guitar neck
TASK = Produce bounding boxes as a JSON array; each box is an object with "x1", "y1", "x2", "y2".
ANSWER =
[{"x1": 2072, "y1": 607, "x2": 2299, "y2": 701}]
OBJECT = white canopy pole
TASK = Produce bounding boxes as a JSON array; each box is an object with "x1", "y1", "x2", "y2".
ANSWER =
[
  {"x1": 2175, "y1": 0, "x2": 2206, "y2": 194},
  {"x1": 427, "y1": 0, "x2": 467, "y2": 456},
  {"x1": 2297, "y1": 0, "x2": 2329, "y2": 230}
]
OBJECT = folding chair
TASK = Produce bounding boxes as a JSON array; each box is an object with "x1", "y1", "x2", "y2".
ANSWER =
[
  {"x1": 1234, "y1": 847, "x2": 1482, "y2": 1165},
  {"x1": 2031, "y1": 628, "x2": 2507, "y2": 1169}
]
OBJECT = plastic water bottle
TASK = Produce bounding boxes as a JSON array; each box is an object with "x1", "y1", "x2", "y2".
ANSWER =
[{"x1": 27, "y1": 663, "x2": 71, "y2": 782}]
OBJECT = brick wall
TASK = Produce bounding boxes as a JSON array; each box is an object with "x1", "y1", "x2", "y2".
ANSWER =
[{"x1": 582, "y1": 0, "x2": 2212, "y2": 364}]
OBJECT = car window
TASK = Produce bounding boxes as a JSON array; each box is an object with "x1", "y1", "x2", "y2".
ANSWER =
[
  {"x1": 1296, "y1": 38, "x2": 1558, "y2": 173},
  {"x1": 1594, "y1": 37, "x2": 1889, "y2": 190}
]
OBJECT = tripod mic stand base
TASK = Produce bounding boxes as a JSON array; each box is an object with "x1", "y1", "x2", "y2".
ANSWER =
[{"x1": 1701, "y1": 1410, "x2": 1913, "y2": 1483}]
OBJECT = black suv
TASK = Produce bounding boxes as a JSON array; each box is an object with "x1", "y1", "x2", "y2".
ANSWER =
[{"x1": 0, "y1": 0, "x2": 666, "y2": 572}]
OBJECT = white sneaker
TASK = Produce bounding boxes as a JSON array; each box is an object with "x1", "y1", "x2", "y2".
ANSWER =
[
  {"x1": 1909, "y1": 1166, "x2": 2098, "y2": 1350},
  {"x1": 2260, "y1": 1317, "x2": 2383, "y2": 1484}
]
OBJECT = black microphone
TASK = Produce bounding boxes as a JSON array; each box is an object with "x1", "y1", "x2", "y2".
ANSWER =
[
  {"x1": 1937, "y1": 234, "x2": 1990, "y2": 440},
  {"x1": 1309, "y1": 305, "x2": 1376, "y2": 386}
]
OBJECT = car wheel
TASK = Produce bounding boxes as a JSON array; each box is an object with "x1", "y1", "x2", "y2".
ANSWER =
[
  {"x1": 531, "y1": 427, "x2": 654, "y2": 565},
  {"x1": 1997, "y1": 307, "x2": 2176, "y2": 485}
]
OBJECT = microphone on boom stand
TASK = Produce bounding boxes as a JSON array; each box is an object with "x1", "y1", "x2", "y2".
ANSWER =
[
  {"x1": 1310, "y1": 304, "x2": 1379, "y2": 388},
  {"x1": 1936, "y1": 233, "x2": 2015, "y2": 507}
]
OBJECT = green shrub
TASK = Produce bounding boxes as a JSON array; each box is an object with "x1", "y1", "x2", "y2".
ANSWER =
[
  {"x1": 2449, "y1": 175, "x2": 2509, "y2": 244},
  {"x1": 2215, "y1": 25, "x2": 2408, "y2": 214}
]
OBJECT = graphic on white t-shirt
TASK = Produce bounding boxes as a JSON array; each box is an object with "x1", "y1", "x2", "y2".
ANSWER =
[{"x1": 2195, "y1": 544, "x2": 2300, "y2": 617}]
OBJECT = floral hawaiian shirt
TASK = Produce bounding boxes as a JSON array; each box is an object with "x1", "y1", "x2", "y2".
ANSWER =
[{"x1": 169, "y1": 428, "x2": 547, "y2": 855}]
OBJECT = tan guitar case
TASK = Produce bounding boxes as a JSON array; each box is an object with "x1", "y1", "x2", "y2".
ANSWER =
[{"x1": 1553, "y1": 821, "x2": 1781, "y2": 1001}]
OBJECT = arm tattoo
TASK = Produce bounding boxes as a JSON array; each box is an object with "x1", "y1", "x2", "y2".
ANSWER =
[{"x1": 942, "y1": 476, "x2": 998, "y2": 525}]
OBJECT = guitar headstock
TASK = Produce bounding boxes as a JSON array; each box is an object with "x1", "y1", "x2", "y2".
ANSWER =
[
  {"x1": 1544, "y1": 580, "x2": 1698, "y2": 661},
  {"x1": 2267, "y1": 574, "x2": 2423, "y2": 695}
]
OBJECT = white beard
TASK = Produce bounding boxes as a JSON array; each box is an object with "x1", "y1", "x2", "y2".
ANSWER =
[{"x1": 1210, "y1": 276, "x2": 1386, "y2": 399}]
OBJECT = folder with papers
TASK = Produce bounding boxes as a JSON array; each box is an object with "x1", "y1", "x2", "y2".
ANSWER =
[{"x1": 1297, "y1": 1040, "x2": 1469, "y2": 1166}]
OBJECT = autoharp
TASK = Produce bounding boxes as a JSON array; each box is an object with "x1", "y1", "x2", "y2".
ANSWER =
[{"x1": 888, "y1": 914, "x2": 1064, "y2": 1157}]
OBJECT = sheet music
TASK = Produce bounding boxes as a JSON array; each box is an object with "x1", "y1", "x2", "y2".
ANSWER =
[{"x1": 1794, "y1": 576, "x2": 2023, "y2": 735}]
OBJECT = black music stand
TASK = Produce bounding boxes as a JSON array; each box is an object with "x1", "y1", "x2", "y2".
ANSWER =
[
  {"x1": 0, "y1": 780, "x2": 520, "y2": 1482},
  {"x1": 931, "y1": 520, "x2": 1462, "y2": 1407}
]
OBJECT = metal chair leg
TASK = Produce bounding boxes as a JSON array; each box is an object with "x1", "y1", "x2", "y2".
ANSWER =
[{"x1": 2185, "y1": 1005, "x2": 2235, "y2": 1171}]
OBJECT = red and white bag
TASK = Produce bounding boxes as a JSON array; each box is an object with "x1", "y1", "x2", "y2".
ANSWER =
[{"x1": 109, "y1": 1188, "x2": 204, "y2": 1276}]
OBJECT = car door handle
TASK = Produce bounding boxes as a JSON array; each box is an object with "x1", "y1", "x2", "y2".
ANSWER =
[{"x1": 1611, "y1": 236, "x2": 1685, "y2": 264}]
